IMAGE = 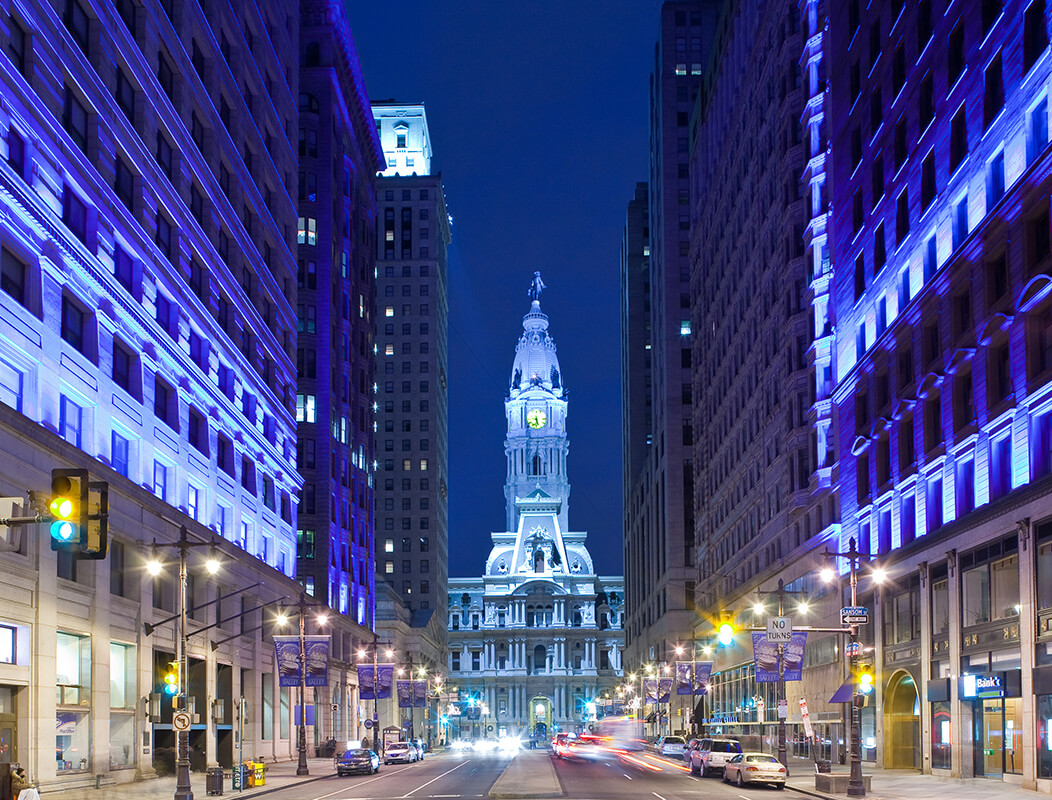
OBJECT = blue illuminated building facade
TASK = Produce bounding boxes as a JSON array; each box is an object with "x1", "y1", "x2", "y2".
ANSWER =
[
  {"x1": 295, "y1": 0, "x2": 383, "y2": 630},
  {"x1": 830, "y1": 0, "x2": 1052, "y2": 786},
  {"x1": 0, "y1": 0, "x2": 375, "y2": 787}
]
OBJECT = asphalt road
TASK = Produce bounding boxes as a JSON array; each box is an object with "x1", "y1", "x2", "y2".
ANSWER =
[
  {"x1": 256, "y1": 748, "x2": 516, "y2": 800},
  {"x1": 554, "y1": 750, "x2": 789, "y2": 800},
  {"x1": 253, "y1": 748, "x2": 789, "y2": 800}
]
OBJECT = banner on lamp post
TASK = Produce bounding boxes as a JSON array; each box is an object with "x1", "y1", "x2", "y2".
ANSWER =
[
  {"x1": 357, "y1": 664, "x2": 396, "y2": 700},
  {"x1": 274, "y1": 635, "x2": 301, "y2": 687},
  {"x1": 657, "y1": 677, "x2": 673, "y2": 703},
  {"x1": 675, "y1": 661, "x2": 714, "y2": 695},
  {"x1": 643, "y1": 678, "x2": 658, "y2": 703},
  {"x1": 397, "y1": 680, "x2": 412, "y2": 708},
  {"x1": 413, "y1": 680, "x2": 427, "y2": 708},
  {"x1": 304, "y1": 635, "x2": 330, "y2": 687}
]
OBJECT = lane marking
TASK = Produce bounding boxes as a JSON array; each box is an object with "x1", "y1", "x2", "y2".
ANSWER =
[
  {"x1": 652, "y1": 793, "x2": 668, "y2": 800},
  {"x1": 401, "y1": 760, "x2": 471, "y2": 797},
  {"x1": 740, "y1": 795, "x2": 752, "y2": 799},
  {"x1": 622, "y1": 773, "x2": 632, "y2": 779},
  {"x1": 299, "y1": 763, "x2": 414, "y2": 800}
]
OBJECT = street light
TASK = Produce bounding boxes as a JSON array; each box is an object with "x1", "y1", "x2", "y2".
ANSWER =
[
  {"x1": 146, "y1": 527, "x2": 222, "y2": 800},
  {"x1": 820, "y1": 536, "x2": 877, "y2": 798},
  {"x1": 275, "y1": 594, "x2": 329, "y2": 776},
  {"x1": 357, "y1": 639, "x2": 395, "y2": 753}
]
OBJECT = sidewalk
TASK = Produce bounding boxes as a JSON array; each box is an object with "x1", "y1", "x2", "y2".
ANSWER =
[
  {"x1": 782, "y1": 756, "x2": 1043, "y2": 800},
  {"x1": 38, "y1": 757, "x2": 338, "y2": 799}
]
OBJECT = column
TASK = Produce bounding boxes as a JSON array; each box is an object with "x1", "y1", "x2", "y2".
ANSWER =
[
  {"x1": 918, "y1": 562, "x2": 933, "y2": 776},
  {"x1": 948, "y1": 549, "x2": 966, "y2": 778},
  {"x1": 1019, "y1": 519, "x2": 1038, "y2": 790}
]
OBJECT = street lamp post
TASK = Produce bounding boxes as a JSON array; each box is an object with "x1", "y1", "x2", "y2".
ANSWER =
[
  {"x1": 146, "y1": 527, "x2": 221, "y2": 800},
  {"x1": 275, "y1": 593, "x2": 329, "y2": 776},
  {"x1": 821, "y1": 536, "x2": 872, "y2": 798}
]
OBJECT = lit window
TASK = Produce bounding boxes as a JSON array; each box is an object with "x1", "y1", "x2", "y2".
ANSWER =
[
  {"x1": 385, "y1": 344, "x2": 394, "y2": 355},
  {"x1": 296, "y1": 393, "x2": 316, "y2": 423},
  {"x1": 296, "y1": 217, "x2": 317, "y2": 246},
  {"x1": 675, "y1": 63, "x2": 687, "y2": 75},
  {"x1": 385, "y1": 306, "x2": 394, "y2": 317},
  {"x1": 420, "y1": 459, "x2": 428, "y2": 471},
  {"x1": 680, "y1": 320, "x2": 691, "y2": 336},
  {"x1": 384, "y1": 538, "x2": 394, "y2": 553},
  {"x1": 385, "y1": 561, "x2": 394, "y2": 574}
]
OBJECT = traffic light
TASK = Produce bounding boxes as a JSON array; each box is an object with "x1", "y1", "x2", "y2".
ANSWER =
[
  {"x1": 163, "y1": 661, "x2": 180, "y2": 696},
  {"x1": 82, "y1": 481, "x2": 109, "y2": 559},
  {"x1": 857, "y1": 662, "x2": 874, "y2": 694},
  {"x1": 717, "y1": 620, "x2": 735, "y2": 647},
  {"x1": 49, "y1": 469, "x2": 88, "y2": 551}
]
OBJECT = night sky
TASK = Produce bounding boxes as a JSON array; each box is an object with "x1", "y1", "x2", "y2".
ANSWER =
[{"x1": 345, "y1": 0, "x2": 665, "y2": 578}]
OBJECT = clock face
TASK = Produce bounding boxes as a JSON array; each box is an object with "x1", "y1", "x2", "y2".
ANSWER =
[{"x1": 526, "y1": 409, "x2": 547, "y2": 429}]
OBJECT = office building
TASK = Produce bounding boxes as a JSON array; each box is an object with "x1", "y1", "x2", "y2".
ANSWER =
[
  {"x1": 296, "y1": 0, "x2": 383, "y2": 630},
  {"x1": 622, "y1": 0, "x2": 718, "y2": 673}
]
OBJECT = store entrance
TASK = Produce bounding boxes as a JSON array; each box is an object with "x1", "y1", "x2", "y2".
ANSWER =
[
  {"x1": 0, "y1": 686, "x2": 17, "y2": 763},
  {"x1": 973, "y1": 697, "x2": 1022, "y2": 777}
]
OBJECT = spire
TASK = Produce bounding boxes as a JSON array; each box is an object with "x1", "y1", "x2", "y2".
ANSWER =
[{"x1": 510, "y1": 274, "x2": 563, "y2": 398}]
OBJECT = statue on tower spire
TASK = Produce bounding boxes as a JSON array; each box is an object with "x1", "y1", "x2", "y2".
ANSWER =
[{"x1": 528, "y1": 271, "x2": 546, "y2": 302}]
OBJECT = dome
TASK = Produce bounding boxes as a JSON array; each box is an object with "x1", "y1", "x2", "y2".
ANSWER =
[{"x1": 509, "y1": 300, "x2": 564, "y2": 398}]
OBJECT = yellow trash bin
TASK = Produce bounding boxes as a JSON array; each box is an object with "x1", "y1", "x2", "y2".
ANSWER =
[
  {"x1": 253, "y1": 762, "x2": 266, "y2": 786},
  {"x1": 242, "y1": 762, "x2": 255, "y2": 787}
]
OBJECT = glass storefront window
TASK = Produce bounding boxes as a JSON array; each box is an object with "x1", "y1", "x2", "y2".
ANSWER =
[
  {"x1": 262, "y1": 674, "x2": 273, "y2": 741},
  {"x1": 1006, "y1": 697, "x2": 1022, "y2": 775},
  {"x1": 1039, "y1": 538, "x2": 1052, "y2": 610},
  {"x1": 109, "y1": 713, "x2": 134, "y2": 769},
  {"x1": 962, "y1": 564, "x2": 991, "y2": 625},
  {"x1": 860, "y1": 705, "x2": 876, "y2": 761},
  {"x1": 991, "y1": 556, "x2": 1020, "y2": 620},
  {"x1": 56, "y1": 710, "x2": 89, "y2": 771},
  {"x1": 56, "y1": 633, "x2": 90, "y2": 705},
  {"x1": 110, "y1": 643, "x2": 135, "y2": 709},
  {"x1": 931, "y1": 577, "x2": 949, "y2": 634},
  {"x1": 1038, "y1": 694, "x2": 1052, "y2": 779},
  {"x1": 931, "y1": 700, "x2": 951, "y2": 769},
  {"x1": 280, "y1": 687, "x2": 290, "y2": 740}
]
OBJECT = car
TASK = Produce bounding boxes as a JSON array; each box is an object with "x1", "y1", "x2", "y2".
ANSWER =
[
  {"x1": 690, "y1": 736, "x2": 743, "y2": 776},
  {"x1": 656, "y1": 735, "x2": 686, "y2": 757},
  {"x1": 552, "y1": 732, "x2": 574, "y2": 758},
  {"x1": 408, "y1": 741, "x2": 424, "y2": 760},
  {"x1": 384, "y1": 742, "x2": 417, "y2": 764},
  {"x1": 337, "y1": 748, "x2": 380, "y2": 775},
  {"x1": 722, "y1": 752, "x2": 787, "y2": 788},
  {"x1": 565, "y1": 734, "x2": 605, "y2": 760}
]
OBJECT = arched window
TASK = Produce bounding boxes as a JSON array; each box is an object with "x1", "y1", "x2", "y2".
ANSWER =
[
  {"x1": 531, "y1": 454, "x2": 543, "y2": 475},
  {"x1": 534, "y1": 549, "x2": 544, "y2": 572},
  {"x1": 533, "y1": 645, "x2": 547, "y2": 675}
]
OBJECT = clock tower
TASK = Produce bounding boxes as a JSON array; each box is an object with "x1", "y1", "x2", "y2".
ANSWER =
[{"x1": 504, "y1": 281, "x2": 570, "y2": 532}]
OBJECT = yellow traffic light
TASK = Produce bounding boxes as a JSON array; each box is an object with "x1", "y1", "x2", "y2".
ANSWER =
[
  {"x1": 49, "y1": 469, "x2": 87, "y2": 548},
  {"x1": 163, "y1": 661, "x2": 180, "y2": 696},
  {"x1": 858, "y1": 663, "x2": 874, "y2": 694},
  {"x1": 717, "y1": 621, "x2": 735, "y2": 647}
]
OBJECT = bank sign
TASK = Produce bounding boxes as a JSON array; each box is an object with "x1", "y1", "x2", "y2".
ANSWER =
[{"x1": 961, "y1": 673, "x2": 1004, "y2": 699}]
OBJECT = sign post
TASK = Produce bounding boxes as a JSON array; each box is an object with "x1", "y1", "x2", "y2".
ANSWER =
[{"x1": 767, "y1": 616, "x2": 792, "y2": 643}]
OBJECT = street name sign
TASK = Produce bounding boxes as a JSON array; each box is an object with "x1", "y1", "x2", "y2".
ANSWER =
[
  {"x1": 766, "y1": 616, "x2": 792, "y2": 643},
  {"x1": 841, "y1": 606, "x2": 869, "y2": 625}
]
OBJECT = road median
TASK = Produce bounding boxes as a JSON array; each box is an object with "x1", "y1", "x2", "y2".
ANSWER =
[{"x1": 489, "y1": 749, "x2": 563, "y2": 799}]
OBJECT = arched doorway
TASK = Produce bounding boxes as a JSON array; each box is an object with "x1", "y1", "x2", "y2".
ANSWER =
[
  {"x1": 883, "y1": 670, "x2": 920, "y2": 769},
  {"x1": 529, "y1": 696, "x2": 552, "y2": 739}
]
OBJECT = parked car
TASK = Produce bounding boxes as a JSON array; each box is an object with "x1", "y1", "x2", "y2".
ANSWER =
[
  {"x1": 722, "y1": 752, "x2": 787, "y2": 788},
  {"x1": 384, "y1": 742, "x2": 417, "y2": 764},
  {"x1": 690, "y1": 737, "x2": 743, "y2": 776},
  {"x1": 408, "y1": 740, "x2": 424, "y2": 760},
  {"x1": 657, "y1": 735, "x2": 686, "y2": 757},
  {"x1": 337, "y1": 748, "x2": 380, "y2": 775}
]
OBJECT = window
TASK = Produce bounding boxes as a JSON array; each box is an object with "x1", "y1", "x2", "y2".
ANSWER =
[
  {"x1": 1, "y1": 247, "x2": 27, "y2": 308},
  {"x1": 854, "y1": 254, "x2": 866, "y2": 300},
  {"x1": 990, "y1": 434, "x2": 1012, "y2": 500},
  {"x1": 64, "y1": 87, "x2": 88, "y2": 153},
  {"x1": 64, "y1": 0, "x2": 90, "y2": 55},
  {"x1": 188, "y1": 406, "x2": 208, "y2": 454},
  {"x1": 962, "y1": 539, "x2": 1019, "y2": 627},
  {"x1": 62, "y1": 187, "x2": 88, "y2": 246},
  {"x1": 927, "y1": 474, "x2": 943, "y2": 531},
  {"x1": 981, "y1": 0, "x2": 1002, "y2": 35},
  {"x1": 115, "y1": 67, "x2": 135, "y2": 123},
  {"x1": 154, "y1": 375, "x2": 177, "y2": 430},
  {"x1": 59, "y1": 395, "x2": 82, "y2": 447},
  {"x1": 155, "y1": 131, "x2": 173, "y2": 179},
  {"x1": 241, "y1": 455, "x2": 255, "y2": 492},
  {"x1": 896, "y1": 189, "x2": 909, "y2": 243},
  {"x1": 924, "y1": 390, "x2": 942, "y2": 451},
  {"x1": 152, "y1": 459, "x2": 167, "y2": 500},
  {"x1": 950, "y1": 106, "x2": 967, "y2": 172},
  {"x1": 871, "y1": 156, "x2": 884, "y2": 206},
  {"x1": 984, "y1": 51, "x2": 1004, "y2": 128},
  {"x1": 61, "y1": 294, "x2": 89, "y2": 357},
  {"x1": 155, "y1": 212, "x2": 174, "y2": 261},
  {"x1": 1029, "y1": 204, "x2": 1052, "y2": 271},
  {"x1": 987, "y1": 151, "x2": 1006, "y2": 207},
  {"x1": 894, "y1": 118, "x2": 907, "y2": 170},
  {"x1": 107, "y1": 432, "x2": 130, "y2": 480},
  {"x1": 892, "y1": 44, "x2": 905, "y2": 97},
  {"x1": 111, "y1": 338, "x2": 138, "y2": 398},
  {"x1": 953, "y1": 195, "x2": 969, "y2": 250},
  {"x1": 1029, "y1": 97, "x2": 1049, "y2": 166},
  {"x1": 1025, "y1": 0, "x2": 1049, "y2": 73},
  {"x1": 6, "y1": 16, "x2": 27, "y2": 75},
  {"x1": 921, "y1": 151, "x2": 935, "y2": 210},
  {"x1": 6, "y1": 127, "x2": 25, "y2": 178},
  {"x1": 113, "y1": 155, "x2": 134, "y2": 211}
]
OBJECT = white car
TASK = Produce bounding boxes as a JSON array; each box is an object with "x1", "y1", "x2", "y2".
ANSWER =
[
  {"x1": 722, "y1": 752, "x2": 787, "y2": 788},
  {"x1": 384, "y1": 742, "x2": 417, "y2": 764},
  {"x1": 657, "y1": 735, "x2": 686, "y2": 757}
]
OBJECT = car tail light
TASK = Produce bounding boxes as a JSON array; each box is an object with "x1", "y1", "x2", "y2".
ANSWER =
[
  {"x1": 746, "y1": 766, "x2": 759, "y2": 771},
  {"x1": 778, "y1": 767, "x2": 786, "y2": 773}
]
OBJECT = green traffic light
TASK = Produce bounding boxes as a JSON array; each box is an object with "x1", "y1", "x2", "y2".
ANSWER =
[{"x1": 50, "y1": 520, "x2": 76, "y2": 542}]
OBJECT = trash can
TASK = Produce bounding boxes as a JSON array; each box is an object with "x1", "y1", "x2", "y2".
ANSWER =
[
  {"x1": 815, "y1": 759, "x2": 832, "y2": 774},
  {"x1": 206, "y1": 766, "x2": 224, "y2": 796},
  {"x1": 252, "y1": 762, "x2": 266, "y2": 786}
]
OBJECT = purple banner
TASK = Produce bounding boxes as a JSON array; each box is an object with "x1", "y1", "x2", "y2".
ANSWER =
[
  {"x1": 358, "y1": 664, "x2": 395, "y2": 700},
  {"x1": 304, "y1": 635, "x2": 330, "y2": 687},
  {"x1": 397, "y1": 680, "x2": 412, "y2": 708},
  {"x1": 643, "y1": 677, "x2": 658, "y2": 702},
  {"x1": 657, "y1": 677, "x2": 673, "y2": 703},
  {"x1": 751, "y1": 632, "x2": 809, "y2": 683},
  {"x1": 413, "y1": 680, "x2": 427, "y2": 708},
  {"x1": 675, "y1": 661, "x2": 714, "y2": 695},
  {"x1": 752, "y1": 633, "x2": 780, "y2": 683},
  {"x1": 274, "y1": 635, "x2": 301, "y2": 687},
  {"x1": 783, "y1": 632, "x2": 807, "y2": 682}
]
